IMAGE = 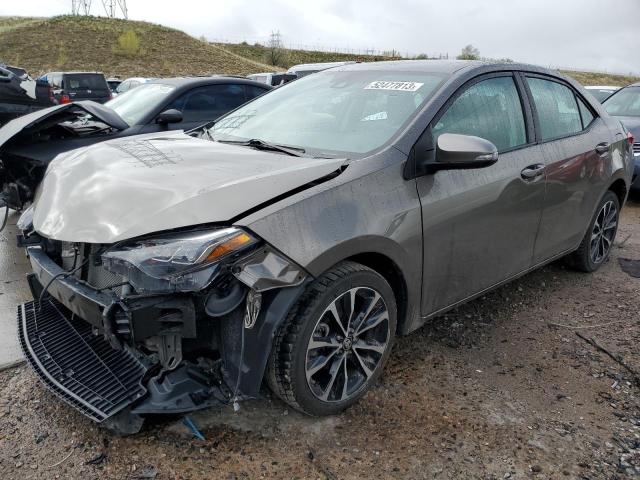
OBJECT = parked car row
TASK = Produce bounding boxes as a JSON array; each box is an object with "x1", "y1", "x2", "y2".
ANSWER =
[
  {"x1": 247, "y1": 61, "x2": 355, "y2": 86},
  {"x1": 5, "y1": 60, "x2": 635, "y2": 435}
]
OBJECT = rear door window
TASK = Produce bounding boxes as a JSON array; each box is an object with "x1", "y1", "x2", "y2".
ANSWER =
[
  {"x1": 63, "y1": 74, "x2": 108, "y2": 91},
  {"x1": 526, "y1": 77, "x2": 582, "y2": 141},
  {"x1": 168, "y1": 84, "x2": 248, "y2": 123},
  {"x1": 433, "y1": 76, "x2": 527, "y2": 152}
]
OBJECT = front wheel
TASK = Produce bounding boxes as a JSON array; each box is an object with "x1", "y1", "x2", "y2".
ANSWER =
[
  {"x1": 267, "y1": 261, "x2": 397, "y2": 416},
  {"x1": 569, "y1": 190, "x2": 620, "y2": 272}
]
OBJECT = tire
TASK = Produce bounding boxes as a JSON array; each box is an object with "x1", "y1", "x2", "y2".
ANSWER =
[
  {"x1": 267, "y1": 261, "x2": 397, "y2": 416},
  {"x1": 569, "y1": 190, "x2": 620, "y2": 272}
]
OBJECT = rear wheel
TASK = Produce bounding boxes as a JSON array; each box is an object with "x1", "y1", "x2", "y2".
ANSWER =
[
  {"x1": 570, "y1": 190, "x2": 620, "y2": 272},
  {"x1": 267, "y1": 261, "x2": 396, "y2": 416}
]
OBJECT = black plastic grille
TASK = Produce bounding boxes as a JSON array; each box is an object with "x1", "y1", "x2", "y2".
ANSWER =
[
  {"x1": 633, "y1": 142, "x2": 640, "y2": 155},
  {"x1": 18, "y1": 299, "x2": 147, "y2": 422}
]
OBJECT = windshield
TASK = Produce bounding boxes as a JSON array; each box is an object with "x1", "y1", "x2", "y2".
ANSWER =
[
  {"x1": 211, "y1": 69, "x2": 445, "y2": 156},
  {"x1": 603, "y1": 87, "x2": 640, "y2": 117},
  {"x1": 105, "y1": 83, "x2": 175, "y2": 125}
]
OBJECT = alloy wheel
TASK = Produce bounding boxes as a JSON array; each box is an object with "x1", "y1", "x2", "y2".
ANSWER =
[
  {"x1": 305, "y1": 287, "x2": 390, "y2": 403},
  {"x1": 590, "y1": 200, "x2": 617, "y2": 264}
]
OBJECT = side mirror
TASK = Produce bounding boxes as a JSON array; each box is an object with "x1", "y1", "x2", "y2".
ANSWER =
[
  {"x1": 435, "y1": 133, "x2": 498, "y2": 167},
  {"x1": 156, "y1": 109, "x2": 183, "y2": 125}
]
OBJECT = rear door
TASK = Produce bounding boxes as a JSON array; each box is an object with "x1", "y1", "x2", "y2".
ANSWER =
[
  {"x1": 63, "y1": 73, "x2": 111, "y2": 103},
  {"x1": 416, "y1": 73, "x2": 547, "y2": 315},
  {"x1": 523, "y1": 75, "x2": 615, "y2": 263}
]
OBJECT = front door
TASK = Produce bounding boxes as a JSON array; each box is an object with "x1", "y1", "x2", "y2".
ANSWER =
[{"x1": 415, "y1": 73, "x2": 546, "y2": 315}]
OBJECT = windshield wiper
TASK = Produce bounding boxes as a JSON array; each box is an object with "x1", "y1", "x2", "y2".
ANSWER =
[{"x1": 219, "y1": 138, "x2": 305, "y2": 157}]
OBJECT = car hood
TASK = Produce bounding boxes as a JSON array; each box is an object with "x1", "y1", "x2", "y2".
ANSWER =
[
  {"x1": 0, "y1": 101, "x2": 128, "y2": 149},
  {"x1": 33, "y1": 131, "x2": 346, "y2": 243},
  {"x1": 616, "y1": 116, "x2": 640, "y2": 138}
]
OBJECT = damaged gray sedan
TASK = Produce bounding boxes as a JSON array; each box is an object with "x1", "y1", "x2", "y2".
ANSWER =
[{"x1": 17, "y1": 61, "x2": 634, "y2": 434}]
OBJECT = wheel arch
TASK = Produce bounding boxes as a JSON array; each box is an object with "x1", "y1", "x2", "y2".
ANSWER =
[
  {"x1": 305, "y1": 236, "x2": 418, "y2": 335},
  {"x1": 608, "y1": 177, "x2": 628, "y2": 206}
]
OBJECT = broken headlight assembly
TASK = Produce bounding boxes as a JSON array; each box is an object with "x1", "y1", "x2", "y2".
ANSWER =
[{"x1": 101, "y1": 227, "x2": 260, "y2": 294}]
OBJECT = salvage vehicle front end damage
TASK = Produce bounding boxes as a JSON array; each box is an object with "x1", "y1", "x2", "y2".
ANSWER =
[
  {"x1": 16, "y1": 131, "x2": 346, "y2": 434},
  {"x1": 17, "y1": 61, "x2": 632, "y2": 435},
  {"x1": 18, "y1": 227, "x2": 308, "y2": 433}
]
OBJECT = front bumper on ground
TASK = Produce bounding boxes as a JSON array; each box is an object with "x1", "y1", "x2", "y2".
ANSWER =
[
  {"x1": 18, "y1": 298, "x2": 147, "y2": 422},
  {"x1": 18, "y1": 243, "x2": 310, "y2": 426},
  {"x1": 19, "y1": 246, "x2": 231, "y2": 423}
]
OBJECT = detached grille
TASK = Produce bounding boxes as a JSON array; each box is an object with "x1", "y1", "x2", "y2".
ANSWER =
[{"x1": 18, "y1": 299, "x2": 147, "y2": 422}]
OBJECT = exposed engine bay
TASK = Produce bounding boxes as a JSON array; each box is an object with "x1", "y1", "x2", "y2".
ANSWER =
[{"x1": 17, "y1": 222, "x2": 308, "y2": 434}]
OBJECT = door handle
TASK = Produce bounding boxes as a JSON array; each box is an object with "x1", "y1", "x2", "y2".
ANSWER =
[
  {"x1": 520, "y1": 164, "x2": 545, "y2": 181},
  {"x1": 595, "y1": 142, "x2": 610, "y2": 154}
]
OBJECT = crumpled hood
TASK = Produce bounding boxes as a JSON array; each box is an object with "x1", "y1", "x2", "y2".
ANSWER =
[{"x1": 33, "y1": 131, "x2": 346, "y2": 243}]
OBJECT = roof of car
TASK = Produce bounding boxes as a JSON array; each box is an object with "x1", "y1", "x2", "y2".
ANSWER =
[
  {"x1": 46, "y1": 71, "x2": 105, "y2": 75},
  {"x1": 288, "y1": 61, "x2": 356, "y2": 72},
  {"x1": 329, "y1": 59, "x2": 574, "y2": 80},
  {"x1": 585, "y1": 85, "x2": 621, "y2": 90},
  {"x1": 148, "y1": 76, "x2": 272, "y2": 89}
]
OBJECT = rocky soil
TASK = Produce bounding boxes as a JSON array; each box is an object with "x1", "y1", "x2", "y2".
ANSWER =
[{"x1": 0, "y1": 199, "x2": 639, "y2": 479}]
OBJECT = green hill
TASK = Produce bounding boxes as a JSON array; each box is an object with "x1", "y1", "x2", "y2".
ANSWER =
[
  {"x1": 0, "y1": 15, "x2": 272, "y2": 78},
  {"x1": 214, "y1": 42, "x2": 400, "y2": 69},
  {"x1": 0, "y1": 15, "x2": 636, "y2": 87}
]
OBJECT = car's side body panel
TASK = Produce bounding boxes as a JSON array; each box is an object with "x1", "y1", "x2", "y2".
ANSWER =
[
  {"x1": 240, "y1": 64, "x2": 633, "y2": 335},
  {"x1": 238, "y1": 147, "x2": 424, "y2": 334}
]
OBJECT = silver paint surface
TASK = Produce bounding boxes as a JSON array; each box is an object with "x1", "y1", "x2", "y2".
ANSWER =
[{"x1": 32, "y1": 131, "x2": 346, "y2": 243}]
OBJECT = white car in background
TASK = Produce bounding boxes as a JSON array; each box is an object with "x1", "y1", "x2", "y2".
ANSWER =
[
  {"x1": 113, "y1": 77, "x2": 156, "y2": 96},
  {"x1": 247, "y1": 72, "x2": 297, "y2": 86},
  {"x1": 286, "y1": 61, "x2": 357, "y2": 78},
  {"x1": 585, "y1": 85, "x2": 620, "y2": 103}
]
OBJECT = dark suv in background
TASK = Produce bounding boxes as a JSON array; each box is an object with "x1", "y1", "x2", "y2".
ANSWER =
[{"x1": 41, "y1": 71, "x2": 112, "y2": 104}]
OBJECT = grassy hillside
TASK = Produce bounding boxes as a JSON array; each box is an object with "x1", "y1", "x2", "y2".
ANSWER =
[
  {"x1": 214, "y1": 42, "x2": 399, "y2": 70},
  {"x1": 0, "y1": 15, "x2": 272, "y2": 77},
  {"x1": 559, "y1": 70, "x2": 638, "y2": 87},
  {"x1": 0, "y1": 15, "x2": 636, "y2": 87}
]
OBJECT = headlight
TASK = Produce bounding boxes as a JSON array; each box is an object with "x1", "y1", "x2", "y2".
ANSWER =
[{"x1": 102, "y1": 227, "x2": 259, "y2": 293}]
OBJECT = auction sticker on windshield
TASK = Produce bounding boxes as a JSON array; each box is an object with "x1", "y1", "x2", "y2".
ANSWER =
[{"x1": 365, "y1": 81, "x2": 424, "y2": 91}]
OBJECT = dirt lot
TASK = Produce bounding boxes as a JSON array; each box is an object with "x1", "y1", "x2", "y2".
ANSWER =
[{"x1": 0, "y1": 199, "x2": 639, "y2": 480}]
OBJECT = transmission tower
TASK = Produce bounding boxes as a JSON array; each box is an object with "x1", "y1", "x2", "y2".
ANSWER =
[
  {"x1": 102, "y1": 0, "x2": 128, "y2": 18},
  {"x1": 71, "y1": 0, "x2": 92, "y2": 15}
]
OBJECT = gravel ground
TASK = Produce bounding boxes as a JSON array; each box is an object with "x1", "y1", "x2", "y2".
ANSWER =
[{"x1": 1, "y1": 199, "x2": 639, "y2": 480}]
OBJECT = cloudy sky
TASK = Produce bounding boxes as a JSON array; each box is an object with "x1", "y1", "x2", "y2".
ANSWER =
[{"x1": 2, "y1": 0, "x2": 639, "y2": 74}]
